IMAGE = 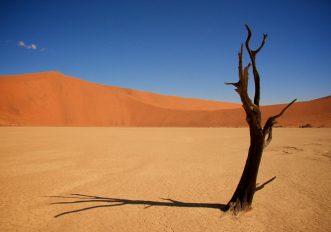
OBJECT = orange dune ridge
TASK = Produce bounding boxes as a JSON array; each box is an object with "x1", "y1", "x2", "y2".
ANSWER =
[{"x1": 0, "y1": 71, "x2": 330, "y2": 127}]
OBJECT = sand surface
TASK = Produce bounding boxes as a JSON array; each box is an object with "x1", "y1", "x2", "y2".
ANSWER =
[
  {"x1": 1, "y1": 72, "x2": 330, "y2": 127},
  {"x1": 0, "y1": 127, "x2": 330, "y2": 232}
]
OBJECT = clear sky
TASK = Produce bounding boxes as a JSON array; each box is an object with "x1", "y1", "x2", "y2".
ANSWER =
[{"x1": 1, "y1": 0, "x2": 330, "y2": 104}]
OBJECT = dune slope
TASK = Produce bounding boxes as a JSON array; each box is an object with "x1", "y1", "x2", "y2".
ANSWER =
[{"x1": 0, "y1": 72, "x2": 330, "y2": 127}]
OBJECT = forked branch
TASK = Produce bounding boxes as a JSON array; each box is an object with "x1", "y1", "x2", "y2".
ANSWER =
[
  {"x1": 244, "y1": 24, "x2": 268, "y2": 106},
  {"x1": 253, "y1": 33, "x2": 267, "y2": 55},
  {"x1": 245, "y1": 24, "x2": 268, "y2": 57}
]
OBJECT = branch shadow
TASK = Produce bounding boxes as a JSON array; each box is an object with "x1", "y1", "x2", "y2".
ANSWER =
[
  {"x1": 46, "y1": 194, "x2": 229, "y2": 218},
  {"x1": 45, "y1": 176, "x2": 276, "y2": 218}
]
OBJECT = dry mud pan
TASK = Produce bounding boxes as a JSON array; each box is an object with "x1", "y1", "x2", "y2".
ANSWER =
[{"x1": 0, "y1": 127, "x2": 330, "y2": 232}]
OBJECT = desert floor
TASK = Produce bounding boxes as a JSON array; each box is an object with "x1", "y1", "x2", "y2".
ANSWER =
[{"x1": 0, "y1": 127, "x2": 330, "y2": 232}]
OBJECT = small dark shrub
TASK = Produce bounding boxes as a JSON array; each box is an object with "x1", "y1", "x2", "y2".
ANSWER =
[{"x1": 300, "y1": 123, "x2": 312, "y2": 128}]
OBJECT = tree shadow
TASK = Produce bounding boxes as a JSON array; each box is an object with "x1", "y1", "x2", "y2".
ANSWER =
[
  {"x1": 45, "y1": 176, "x2": 276, "y2": 218},
  {"x1": 47, "y1": 194, "x2": 228, "y2": 218}
]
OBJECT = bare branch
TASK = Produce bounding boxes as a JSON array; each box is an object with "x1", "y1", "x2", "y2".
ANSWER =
[
  {"x1": 226, "y1": 39, "x2": 256, "y2": 115},
  {"x1": 243, "y1": 63, "x2": 251, "y2": 82},
  {"x1": 245, "y1": 24, "x2": 268, "y2": 56},
  {"x1": 245, "y1": 24, "x2": 262, "y2": 106},
  {"x1": 225, "y1": 81, "x2": 240, "y2": 87},
  {"x1": 240, "y1": 63, "x2": 251, "y2": 96},
  {"x1": 263, "y1": 99, "x2": 297, "y2": 142},
  {"x1": 238, "y1": 44, "x2": 244, "y2": 81},
  {"x1": 244, "y1": 24, "x2": 252, "y2": 56},
  {"x1": 225, "y1": 45, "x2": 244, "y2": 92},
  {"x1": 271, "y1": 99, "x2": 297, "y2": 119},
  {"x1": 253, "y1": 33, "x2": 268, "y2": 55},
  {"x1": 264, "y1": 126, "x2": 273, "y2": 148}
]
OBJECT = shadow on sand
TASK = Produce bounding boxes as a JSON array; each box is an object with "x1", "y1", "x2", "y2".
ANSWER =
[{"x1": 46, "y1": 176, "x2": 276, "y2": 218}]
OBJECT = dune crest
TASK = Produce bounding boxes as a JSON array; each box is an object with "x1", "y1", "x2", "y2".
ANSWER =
[{"x1": 0, "y1": 72, "x2": 330, "y2": 127}]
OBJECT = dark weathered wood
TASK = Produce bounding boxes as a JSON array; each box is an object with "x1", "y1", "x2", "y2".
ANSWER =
[
  {"x1": 244, "y1": 24, "x2": 267, "y2": 106},
  {"x1": 225, "y1": 25, "x2": 295, "y2": 214},
  {"x1": 263, "y1": 99, "x2": 297, "y2": 148}
]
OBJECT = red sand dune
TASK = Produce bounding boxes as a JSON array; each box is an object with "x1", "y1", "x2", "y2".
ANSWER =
[{"x1": 0, "y1": 71, "x2": 330, "y2": 127}]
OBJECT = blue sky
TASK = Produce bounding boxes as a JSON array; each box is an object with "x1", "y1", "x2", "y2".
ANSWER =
[{"x1": 1, "y1": 0, "x2": 330, "y2": 104}]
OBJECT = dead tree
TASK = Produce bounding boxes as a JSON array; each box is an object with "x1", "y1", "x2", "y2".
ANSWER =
[{"x1": 225, "y1": 25, "x2": 296, "y2": 213}]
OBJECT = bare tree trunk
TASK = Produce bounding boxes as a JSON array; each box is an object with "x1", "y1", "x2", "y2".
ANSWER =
[
  {"x1": 227, "y1": 130, "x2": 263, "y2": 212},
  {"x1": 225, "y1": 25, "x2": 296, "y2": 213}
]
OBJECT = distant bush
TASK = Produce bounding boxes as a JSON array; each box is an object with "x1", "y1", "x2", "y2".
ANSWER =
[{"x1": 300, "y1": 123, "x2": 312, "y2": 128}]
